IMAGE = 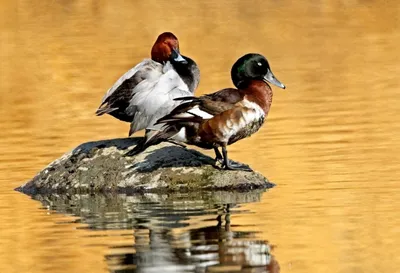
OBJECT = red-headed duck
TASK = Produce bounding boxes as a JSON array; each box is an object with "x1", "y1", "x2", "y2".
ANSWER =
[
  {"x1": 96, "y1": 32, "x2": 200, "y2": 136},
  {"x1": 126, "y1": 53, "x2": 285, "y2": 171}
]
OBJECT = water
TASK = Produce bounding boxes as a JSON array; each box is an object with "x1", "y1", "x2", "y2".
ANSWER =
[{"x1": 0, "y1": 0, "x2": 399, "y2": 272}]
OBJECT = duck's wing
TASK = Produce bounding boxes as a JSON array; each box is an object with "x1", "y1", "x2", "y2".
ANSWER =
[
  {"x1": 126, "y1": 88, "x2": 243, "y2": 156},
  {"x1": 159, "y1": 88, "x2": 243, "y2": 124},
  {"x1": 127, "y1": 65, "x2": 192, "y2": 135},
  {"x1": 95, "y1": 59, "x2": 163, "y2": 118},
  {"x1": 202, "y1": 88, "x2": 243, "y2": 104}
]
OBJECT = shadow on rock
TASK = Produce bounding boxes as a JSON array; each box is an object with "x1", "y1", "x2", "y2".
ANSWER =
[
  {"x1": 71, "y1": 137, "x2": 142, "y2": 155},
  {"x1": 130, "y1": 145, "x2": 215, "y2": 173}
]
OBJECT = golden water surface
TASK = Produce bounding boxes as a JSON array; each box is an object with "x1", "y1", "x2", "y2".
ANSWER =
[{"x1": 1, "y1": 1, "x2": 399, "y2": 272}]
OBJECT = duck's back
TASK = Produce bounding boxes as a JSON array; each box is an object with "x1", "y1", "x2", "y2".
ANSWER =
[
  {"x1": 96, "y1": 59, "x2": 163, "y2": 122},
  {"x1": 97, "y1": 55, "x2": 200, "y2": 136}
]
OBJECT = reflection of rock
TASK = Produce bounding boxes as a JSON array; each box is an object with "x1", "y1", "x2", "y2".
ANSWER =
[
  {"x1": 32, "y1": 192, "x2": 279, "y2": 273},
  {"x1": 16, "y1": 138, "x2": 273, "y2": 194},
  {"x1": 32, "y1": 191, "x2": 264, "y2": 230}
]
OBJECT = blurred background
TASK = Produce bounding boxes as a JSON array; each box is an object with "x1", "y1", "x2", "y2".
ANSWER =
[{"x1": 0, "y1": 0, "x2": 399, "y2": 272}]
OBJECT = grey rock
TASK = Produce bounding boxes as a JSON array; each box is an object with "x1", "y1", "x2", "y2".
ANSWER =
[{"x1": 16, "y1": 137, "x2": 273, "y2": 194}]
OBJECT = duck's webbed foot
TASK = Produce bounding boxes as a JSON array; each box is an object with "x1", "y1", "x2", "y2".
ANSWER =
[
  {"x1": 221, "y1": 145, "x2": 252, "y2": 172},
  {"x1": 223, "y1": 161, "x2": 253, "y2": 171}
]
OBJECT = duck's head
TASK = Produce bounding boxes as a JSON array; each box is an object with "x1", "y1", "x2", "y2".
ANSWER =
[
  {"x1": 151, "y1": 32, "x2": 187, "y2": 64},
  {"x1": 231, "y1": 53, "x2": 285, "y2": 90}
]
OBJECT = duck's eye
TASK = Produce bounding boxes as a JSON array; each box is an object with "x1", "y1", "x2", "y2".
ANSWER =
[{"x1": 257, "y1": 62, "x2": 262, "y2": 66}]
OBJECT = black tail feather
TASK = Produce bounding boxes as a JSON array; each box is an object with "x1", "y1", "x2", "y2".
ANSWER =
[
  {"x1": 95, "y1": 107, "x2": 109, "y2": 116},
  {"x1": 173, "y1": 96, "x2": 197, "y2": 101},
  {"x1": 124, "y1": 126, "x2": 180, "y2": 157},
  {"x1": 95, "y1": 103, "x2": 118, "y2": 116},
  {"x1": 124, "y1": 138, "x2": 147, "y2": 157},
  {"x1": 155, "y1": 100, "x2": 203, "y2": 125}
]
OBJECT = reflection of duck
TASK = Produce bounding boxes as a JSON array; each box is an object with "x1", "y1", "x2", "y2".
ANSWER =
[
  {"x1": 31, "y1": 193, "x2": 277, "y2": 272},
  {"x1": 127, "y1": 53, "x2": 285, "y2": 171},
  {"x1": 96, "y1": 32, "x2": 200, "y2": 136},
  {"x1": 171, "y1": 211, "x2": 280, "y2": 273},
  {"x1": 104, "y1": 205, "x2": 279, "y2": 273}
]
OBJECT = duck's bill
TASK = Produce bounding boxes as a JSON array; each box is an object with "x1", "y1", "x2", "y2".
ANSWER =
[
  {"x1": 171, "y1": 48, "x2": 188, "y2": 64},
  {"x1": 263, "y1": 70, "x2": 286, "y2": 89}
]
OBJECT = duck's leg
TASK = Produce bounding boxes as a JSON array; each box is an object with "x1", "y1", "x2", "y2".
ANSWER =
[
  {"x1": 221, "y1": 144, "x2": 252, "y2": 172},
  {"x1": 214, "y1": 147, "x2": 224, "y2": 164}
]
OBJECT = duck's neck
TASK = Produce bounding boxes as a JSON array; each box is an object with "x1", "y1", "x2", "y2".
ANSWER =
[
  {"x1": 242, "y1": 80, "x2": 273, "y2": 114},
  {"x1": 171, "y1": 56, "x2": 200, "y2": 93}
]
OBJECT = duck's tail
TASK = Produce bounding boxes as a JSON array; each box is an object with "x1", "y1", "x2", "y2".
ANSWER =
[
  {"x1": 125, "y1": 126, "x2": 180, "y2": 157},
  {"x1": 95, "y1": 102, "x2": 118, "y2": 116}
]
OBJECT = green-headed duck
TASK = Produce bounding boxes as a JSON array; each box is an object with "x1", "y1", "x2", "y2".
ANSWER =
[{"x1": 126, "y1": 53, "x2": 285, "y2": 171}]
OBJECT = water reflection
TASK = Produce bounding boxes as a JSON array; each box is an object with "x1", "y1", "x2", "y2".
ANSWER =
[{"x1": 32, "y1": 191, "x2": 278, "y2": 273}]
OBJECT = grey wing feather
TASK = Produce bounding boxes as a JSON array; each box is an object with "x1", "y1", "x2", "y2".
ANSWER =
[
  {"x1": 127, "y1": 63, "x2": 192, "y2": 135},
  {"x1": 99, "y1": 59, "x2": 162, "y2": 105},
  {"x1": 128, "y1": 87, "x2": 192, "y2": 135},
  {"x1": 96, "y1": 60, "x2": 164, "y2": 123}
]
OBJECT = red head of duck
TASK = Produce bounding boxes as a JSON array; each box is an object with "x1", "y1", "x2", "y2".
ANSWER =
[
  {"x1": 96, "y1": 31, "x2": 199, "y2": 136},
  {"x1": 151, "y1": 32, "x2": 187, "y2": 64}
]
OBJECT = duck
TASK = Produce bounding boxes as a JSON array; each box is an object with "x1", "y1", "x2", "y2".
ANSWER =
[
  {"x1": 125, "y1": 53, "x2": 285, "y2": 171},
  {"x1": 95, "y1": 32, "x2": 200, "y2": 136}
]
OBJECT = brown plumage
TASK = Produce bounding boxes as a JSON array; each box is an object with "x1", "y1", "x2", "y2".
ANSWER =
[{"x1": 126, "y1": 53, "x2": 286, "y2": 171}]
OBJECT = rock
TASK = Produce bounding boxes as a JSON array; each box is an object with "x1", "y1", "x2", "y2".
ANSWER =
[{"x1": 16, "y1": 137, "x2": 273, "y2": 194}]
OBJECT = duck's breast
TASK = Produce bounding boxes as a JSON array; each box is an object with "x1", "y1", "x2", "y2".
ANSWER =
[
  {"x1": 200, "y1": 99, "x2": 265, "y2": 145},
  {"x1": 227, "y1": 100, "x2": 265, "y2": 144}
]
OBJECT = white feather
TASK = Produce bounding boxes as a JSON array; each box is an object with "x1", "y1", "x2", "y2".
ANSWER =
[
  {"x1": 187, "y1": 106, "x2": 214, "y2": 119},
  {"x1": 172, "y1": 106, "x2": 214, "y2": 120},
  {"x1": 172, "y1": 127, "x2": 187, "y2": 142},
  {"x1": 221, "y1": 99, "x2": 265, "y2": 142},
  {"x1": 241, "y1": 99, "x2": 265, "y2": 119},
  {"x1": 173, "y1": 113, "x2": 197, "y2": 118}
]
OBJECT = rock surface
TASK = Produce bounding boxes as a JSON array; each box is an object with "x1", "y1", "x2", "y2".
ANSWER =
[{"x1": 16, "y1": 137, "x2": 273, "y2": 194}]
